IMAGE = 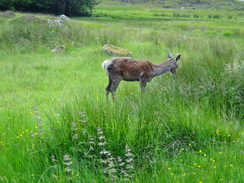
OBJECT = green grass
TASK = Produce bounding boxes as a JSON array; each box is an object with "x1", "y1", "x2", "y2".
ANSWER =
[{"x1": 0, "y1": 6, "x2": 243, "y2": 183}]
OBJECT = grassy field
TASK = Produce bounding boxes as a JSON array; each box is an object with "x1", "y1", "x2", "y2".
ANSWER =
[{"x1": 0, "y1": 4, "x2": 243, "y2": 183}]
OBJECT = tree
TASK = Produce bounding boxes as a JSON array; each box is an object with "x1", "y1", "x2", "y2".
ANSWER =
[
  {"x1": 0, "y1": 0, "x2": 15, "y2": 10},
  {"x1": 0, "y1": 0, "x2": 102, "y2": 17},
  {"x1": 85, "y1": 0, "x2": 102, "y2": 16}
]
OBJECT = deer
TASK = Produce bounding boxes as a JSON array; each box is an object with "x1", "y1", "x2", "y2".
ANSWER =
[{"x1": 102, "y1": 52, "x2": 181, "y2": 100}]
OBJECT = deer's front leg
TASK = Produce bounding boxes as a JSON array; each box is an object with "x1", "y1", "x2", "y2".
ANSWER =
[
  {"x1": 170, "y1": 67, "x2": 178, "y2": 77},
  {"x1": 139, "y1": 78, "x2": 147, "y2": 92}
]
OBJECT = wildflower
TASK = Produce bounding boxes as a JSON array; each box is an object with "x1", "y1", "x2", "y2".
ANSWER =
[
  {"x1": 125, "y1": 145, "x2": 131, "y2": 151},
  {"x1": 121, "y1": 170, "x2": 128, "y2": 176},
  {"x1": 52, "y1": 174, "x2": 58, "y2": 179},
  {"x1": 216, "y1": 130, "x2": 220, "y2": 134},
  {"x1": 119, "y1": 162, "x2": 125, "y2": 166},
  {"x1": 65, "y1": 168, "x2": 72, "y2": 173},
  {"x1": 97, "y1": 127, "x2": 103, "y2": 135},
  {"x1": 125, "y1": 165, "x2": 134, "y2": 170},
  {"x1": 99, "y1": 136, "x2": 105, "y2": 140},
  {"x1": 51, "y1": 165, "x2": 58, "y2": 169},
  {"x1": 100, "y1": 150, "x2": 111, "y2": 155},
  {"x1": 123, "y1": 178, "x2": 129, "y2": 181},
  {"x1": 125, "y1": 152, "x2": 133, "y2": 157},
  {"x1": 64, "y1": 162, "x2": 73, "y2": 166},
  {"x1": 63, "y1": 154, "x2": 71, "y2": 161},
  {"x1": 108, "y1": 168, "x2": 117, "y2": 174},
  {"x1": 89, "y1": 141, "x2": 95, "y2": 145},
  {"x1": 72, "y1": 134, "x2": 78, "y2": 140},
  {"x1": 51, "y1": 155, "x2": 57, "y2": 162},
  {"x1": 36, "y1": 118, "x2": 43, "y2": 124},
  {"x1": 108, "y1": 161, "x2": 115, "y2": 167},
  {"x1": 71, "y1": 122, "x2": 76, "y2": 126},
  {"x1": 117, "y1": 156, "x2": 122, "y2": 162},
  {"x1": 108, "y1": 157, "x2": 115, "y2": 161},
  {"x1": 98, "y1": 141, "x2": 107, "y2": 146},
  {"x1": 100, "y1": 160, "x2": 107, "y2": 164},
  {"x1": 126, "y1": 158, "x2": 133, "y2": 163}
]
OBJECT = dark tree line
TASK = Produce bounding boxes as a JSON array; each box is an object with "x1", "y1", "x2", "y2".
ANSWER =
[{"x1": 0, "y1": 0, "x2": 101, "y2": 16}]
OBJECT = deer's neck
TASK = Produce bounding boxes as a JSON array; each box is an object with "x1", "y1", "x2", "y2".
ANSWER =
[{"x1": 152, "y1": 63, "x2": 171, "y2": 77}]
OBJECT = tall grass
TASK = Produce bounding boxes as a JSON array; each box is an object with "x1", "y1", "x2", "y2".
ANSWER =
[{"x1": 0, "y1": 8, "x2": 243, "y2": 182}]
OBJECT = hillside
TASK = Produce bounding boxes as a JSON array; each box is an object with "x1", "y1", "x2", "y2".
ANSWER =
[{"x1": 100, "y1": 0, "x2": 244, "y2": 10}]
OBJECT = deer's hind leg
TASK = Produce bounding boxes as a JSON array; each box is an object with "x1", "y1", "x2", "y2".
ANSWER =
[
  {"x1": 106, "y1": 76, "x2": 113, "y2": 99},
  {"x1": 106, "y1": 75, "x2": 121, "y2": 101},
  {"x1": 111, "y1": 77, "x2": 122, "y2": 100}
]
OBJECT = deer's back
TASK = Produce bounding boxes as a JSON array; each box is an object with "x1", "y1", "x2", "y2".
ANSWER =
[{"x1": 103, "y1": 57, "x2": 154, "y2": 81}]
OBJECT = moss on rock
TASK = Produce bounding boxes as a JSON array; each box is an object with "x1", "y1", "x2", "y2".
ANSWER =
[{"x1": 102, "y1": 44, "x2": 132, "y2": 57}]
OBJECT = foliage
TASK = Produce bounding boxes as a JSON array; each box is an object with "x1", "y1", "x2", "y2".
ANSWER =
[{"x1": 0, "y1": 0, "x2": 101, "y2": 16}]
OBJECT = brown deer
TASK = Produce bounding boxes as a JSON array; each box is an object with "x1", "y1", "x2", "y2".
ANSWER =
[{"x1": 102, "y1": 52, "x2": 181, "y2": 100}]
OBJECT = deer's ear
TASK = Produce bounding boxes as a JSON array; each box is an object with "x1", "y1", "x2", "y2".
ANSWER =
[
  {"x1": 168, "y1": 52, "x2": 173, "y2": 58},
  {"x1": 176, "y1": 54, "x2": 181, "y2": 62}
]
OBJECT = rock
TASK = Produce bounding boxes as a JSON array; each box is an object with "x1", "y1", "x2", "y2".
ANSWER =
[
  {"x1": 1, "y1": 11, "x2": 16, "y2": 17},
  {"x1": 102, "y1": 44, "x2": 132, "y2": 57},
  {"x1": 53, "y1": 19, "x2": 63, "y2": 25},
  {"x1": 39, "y1": 17, "x2": 63, "y2": 26},
  {"x1": 51, "y1": 45, "x2": 66, "y2": 53},
  {"x1": 59, "y1": 14, "x2": 70, "y2": 21}
]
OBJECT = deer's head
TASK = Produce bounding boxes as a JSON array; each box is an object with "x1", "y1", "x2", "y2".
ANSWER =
[{"x1": 168, "y1": 53, "x2": 181, "y2": 76}]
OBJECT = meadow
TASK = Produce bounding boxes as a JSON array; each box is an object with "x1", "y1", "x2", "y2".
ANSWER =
[{"x1": 0, "y1": 5, "x2": 243, "y2": 183}]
